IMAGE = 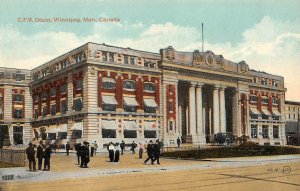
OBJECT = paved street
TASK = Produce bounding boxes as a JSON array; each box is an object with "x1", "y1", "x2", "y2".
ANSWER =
[{"x1": 0, "y1": 153, "x2": 299, "y2": 191}]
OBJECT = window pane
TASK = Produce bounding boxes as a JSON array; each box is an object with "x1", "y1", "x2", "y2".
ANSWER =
[{"x1": 102, "y1": 129, "x2": 116, "y2": 138}]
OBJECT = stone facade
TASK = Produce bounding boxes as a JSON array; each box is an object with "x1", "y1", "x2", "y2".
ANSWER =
[
  {"x1": 284, "y1": 101, "x2": 300, "y2": 145},
  {"x1": 0, "y1": 42, "x2": 288, "y2": 147}
]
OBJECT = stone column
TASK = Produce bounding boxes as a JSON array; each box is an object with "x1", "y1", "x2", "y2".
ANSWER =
[
  {"x1": 213, "y1": 85, "x2": 220, "y2": 134},
  {"x1": 219, "y1": 85, "x2": 226, "y2": 133},
  {"x1": 196, "y1": 83, "x2": 205, "y2": 144},
  {"x1": 189, "y1": 83, "x2": 196, "y2": 136}
]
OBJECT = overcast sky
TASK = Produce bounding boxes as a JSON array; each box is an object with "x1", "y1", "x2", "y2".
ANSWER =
[{"x1": 0, "y1": 0, "x2": 299, "y2": 101}]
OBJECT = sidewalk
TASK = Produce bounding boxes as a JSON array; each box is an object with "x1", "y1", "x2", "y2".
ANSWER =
[{"x1": 1, "y1": 152, "x2": 299, "y2": 183}]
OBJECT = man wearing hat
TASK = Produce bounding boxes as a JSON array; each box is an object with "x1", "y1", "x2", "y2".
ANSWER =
[
  {"x1": 26, "y1": 142, "x2": 36, "y2": 171},
  {"x1": 43, "y1": 142, "x2": 51, "y2": 171},
  {"x1": 36, "y1": 141, "x2": 44, "y2": 170}
]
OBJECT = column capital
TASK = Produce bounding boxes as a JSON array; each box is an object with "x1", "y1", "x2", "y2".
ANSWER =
[
  {"x1": 190, "y1": 81, "x2": 197, "y2": 87},
  {"x1": 220, "y1": 85, "x2": 226, "y2": 91},
  {"x1": 214, "y1": 84, "x2": 221, "y2": 90},
  {"x1": 196, "y1": 82, "x2": 204, "y2": 88}
]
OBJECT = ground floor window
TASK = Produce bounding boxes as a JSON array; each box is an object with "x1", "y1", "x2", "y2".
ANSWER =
[
  {"x1": 13, "y1": 126, "x2": 23, "y2": 145},
  {"x1": 57, "y1": 132, "x2": 67, "y2": 139},
  {"x1": 102, "y1": 129, "x2": 116, "y2": 138},
  {"x1": 124, "y1": 130, "x2": 137, "y2": 138},
  {"x1": 47, "y1": 133, "x2": 56, "y2": 140},
  {"x1": 262, "y1": 125, "x2": 269, "y2": 138},
  {"x1": 72, "y1": 130, "x2": 82, "y2": 139},
  {"x1": 144, "y1": 130, "x2": 156, "y2": 138},
  {"x1": 251, "y1": 125, "x2": 257, "y2": 138},
  {"x1": 273, "y1": 126, "x2": 279, "y2": 138}
]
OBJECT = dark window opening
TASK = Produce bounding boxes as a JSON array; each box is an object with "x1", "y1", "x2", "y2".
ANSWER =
[
  {"x1": 102, "y1": 129, "x2": 116, "y2": 138},
  {"x1": 144, "y1": 130, "x2": 156, "y2": 138},
  {"x1": 124, "y1": 130, "x2": 137, "y2": 138}
]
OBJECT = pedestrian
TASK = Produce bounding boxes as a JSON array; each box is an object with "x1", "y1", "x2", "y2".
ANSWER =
[
  {"x1": 36, "y1": 141, "x2": 44, "y2": 170},
  {"x1": 131, "y1": 141, "x2": 136, "y2": 154},
  {"x1": 114, "y1": 142, "x2": 121, "y2": 162},
  {"x1": 53, "y1": 142, "x2": 57, "y2": 153},
  {"x1": 108, "y1": 142, "x2": 115, "y2": 162},
  {"x1": 44, "y1": 143, "x2": 51, "y2": 171},
  {"x1": 144, "y1": 141, "x2": 148, "y2": 153},
  {"x1": 83, "y1": 142, "x2": 90, "y2": 167},
  {"x1": 94, "y1": 141, "x2": 98, "y2": 156},
  {"x1": 90, "y1": 144, "x2": 95, "y2": 157},
  {"x1": 177, "y1": 137, "x2": 181, "y2": 148},
  {"x1": 66, "y1": 142, "x2": 70, "y2": 156},
  {"x1": 75, "y1": 143, "x2": 81, "y2": 165},
  {"x1": 138, "y1": 143, "x2": 144, "y2": 159},
  {"x1": 80, "y1": 142, "x2": 86, "y2": 167},
  {"x1": 26, "y1": 142, "x2": 36, "y2": 172},
  {"x1": 152, "y1": 140, "x2": 160, "y2": 164},
  {"x1": 144, "y1": 140, "x2": 154, "y2": 165},
  {"x1": 120, "y1": 140, "x2": 125, "y2": 155}
]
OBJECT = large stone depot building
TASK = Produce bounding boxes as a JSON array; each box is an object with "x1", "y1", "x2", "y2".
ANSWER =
[{"x1": 0, "y1": 42, "x2": 288, "y2": 148}]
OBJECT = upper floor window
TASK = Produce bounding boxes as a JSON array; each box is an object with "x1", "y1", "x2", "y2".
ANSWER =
[
  {"x1": 249, "y1": 95, "x2": 258, "y2": 103},
  {"x1": 76, "y1": 80, "x2": 83, "y2": 91},
  {"x1": 144, "y1": 83, "x2": 155, "y2": 92},
  {"x1": 101, "y1": 77, "x2": 116, "y2": 89},
  {"x1": 262, "y1": 125, "x2": 269, "y2": 138},
  {"x1": 109, "y1": 53, "x2": 114, "y2": 62},
  {"x1": 15, "y1": 74, "x2": 25, "y2": 81},
  {"x1": 102, "y1": 52, "x2": 107, "y2": 61},
  {"x1": 61, "y1": 100, "x2": 68, "y2": 114},
  {"x1": 273, "y1": 126, "x2": 279, "y2": 138},
  {"x1": 13, "y1": 94, "x2": 24, "y2": 102},
  {"x1": 13, "y1": 108, "x2": 23, "y2": 119},
  {"x1": 60, "y1": 84, "x2": 67, "y2": 94},
  {"x1": 34, "y1": 95, "x2": 39, "y2": 103},
  {"x1": 50, "y1": 87, "x2": 56, "y2": 97},
  {"x1": 34, "y1": 109, "x2": 39, "y2": 118},
  {"x1": 144, "y1": 60, "x2": 150, "y2": 68},
  {"x1": 124, "y1": 55, "x2": 129, "y2": 64},
  {"x1": 73, "y1": 98, "x2": 83, "y2": 111},
  {"x1": 169, "y1": 102, "x2": 173, "y2": 112},
  {"x1": 102, "y1": 104, "x2": 116, "y2": 112},
  {"x1": 272, "y1": 97, "x2": 278, "y2": 105},
  {"x1": 261, "y1": 96, "x2": 269, "y2": 104},
  {"x1": 123, "y1": 80, "x2": 136, "y2": 90},
  {"x1": 51, "y1": 105, "x2": 56, "y2": 116},
  {"x1": 261, "y1": 78, "x2": 267, "y2": 85},
  {"x1": 41, "y1": 92, "x2": 48, "y2": 100},
  {"x1": 130, "y1": 57, "x2": 135, "y2": 65},
  {"x1": 169, "y1": 85, "x2": 173, "y2": 93},
  {"x1": 253, "y1": 77, "x2": 257, "y2": 83},
  {"x1": 251, "y1": 125, "x2": 257, "y2": 138},
  {"x1": 42, "y1": 106, "x2": 47, "y2": 117}
]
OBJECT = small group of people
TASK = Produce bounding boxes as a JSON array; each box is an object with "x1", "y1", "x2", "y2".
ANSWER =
[
  {"x1": 26, "y1": 141, "x2": 52, "y2": 172},
  {"x1": 144, "y1": 139, "x2": 162, "y2": 165},
  {"x1": 107, "y1": 142, "x2": 121, "y2": 162},
  {"x1": 74, "y1": 141, "x2": 94, "y2": 168}
]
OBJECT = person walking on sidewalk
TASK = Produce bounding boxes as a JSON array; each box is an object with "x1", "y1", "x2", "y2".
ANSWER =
[
  {"x1": 94, "y1": 141, "x2": 98, "y2": 156},
  {"x1": 131, "y1": 141, "x2": 137, "y2": 154},
  {"x1": 152, "y1": 140, "x2": 160, "y2": 164},
  {"x1": 177, "y1": 137, "x2": 181, "y2": 148},
  {"x1": 144, "y1": 140, "x2": 154, "y2": 165},
  {"x1": 26, "y1": 142, "x2": 36, "y2": 172},
  {"x1": 36, "y1": 141, "x2": 44, "y2": 170},
  {"x1": 138, "y1": 143, "x2": 144, "y2": 159},
  {"x1": 66, "y1": 142, "x2": 70, "y2": 156},
  {"x1": 120, "y1": 140, "x2": 125, "y2": 155}
]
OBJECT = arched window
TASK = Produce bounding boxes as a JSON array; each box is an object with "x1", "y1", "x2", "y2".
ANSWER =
[
  {"x1": 144, "y1": 83, "x2": 155, "y2": 92},
  {"x1": 123, "y1": 80, "x2": 136, "y2": 90},
  {"x1": 13, "y1": 94, "x2": 24, "y2": 102},
  {"x1": 101, "y1": 77, "x2": 116, "y2": 89}
]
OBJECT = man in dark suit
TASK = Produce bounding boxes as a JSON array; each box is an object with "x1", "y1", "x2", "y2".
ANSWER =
[
  {"x1": 144, "y1": 140, "x2": 154, "y2": 165},
  {"x1": 36, "y1": 141, "x2": 44, "y2": 170},
  {"x1": 26, "y1": 142, "x2": 36, "y2": 171},
  {"x1": 66, "y1": 142, "x2": 70, "y2": 156},
  {"x1": 152, "y1": 140, "x2": 160, "y2": 164},
  {"x1": 75, "y1": 143, "x2": 81, "y2": 164},
  {"x1": 43, "y1": 143, "x2": 51, "y2": 171}
]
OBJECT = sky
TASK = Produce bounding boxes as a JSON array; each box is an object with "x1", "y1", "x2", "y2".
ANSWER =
[{"x1": 0, "y1": 0, "x2": 299, "y2": 101}]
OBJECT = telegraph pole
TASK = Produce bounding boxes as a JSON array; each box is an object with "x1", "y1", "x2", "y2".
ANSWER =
[{"x1": 202, "y1": 23, "x2": 204, "y2": 52}]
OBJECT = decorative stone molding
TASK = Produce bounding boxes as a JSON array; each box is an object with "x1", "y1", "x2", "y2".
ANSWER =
[
  {"x1": 239, "y1": 61, "x2": 249, "y2": 73},
  {"x1": 192, "y1": 50, "x2": 205, "y2": 65},
  {"x1": 205, "y1": 51, "x2": 216, "y2": 66},
  {"x1": 162, "y1": 46, "x2": 175, "y2": 60}
]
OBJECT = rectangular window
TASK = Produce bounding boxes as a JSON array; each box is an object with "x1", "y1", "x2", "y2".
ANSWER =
[
  {"x1": 169, "y1": 102, "x2": 173, "y2": 112},
  {"x1": 13, "y1": 94, "x2": 24, "y2": 102},
  {"x1": 47, "y1": 133, "x2": 56, "y2": 140},
  {"x1": 251, "y1": 125, "x2": 257, "y2": 138},
  {"x1": 272, "y1": 97, "x2": 278, "y2": 105},
  {"x1": 124, "y1": 105, "x2": 137, "y2": 112},
  {"x1": 73, "y1": 98, "x2": 83, "y2": 111},
  {"x1": 34, "y1": 109, "x2": 39, "y2": 118},
  {"x1": 102, "y1": 104, "x2": 116, "y2": 111},
  {"x1": 102, "y1": 52, "x2": 107, "y2": 61},
  {"x1": 273, "y1": 126, "x2": 279, "y2": 138},
  {"x1": 169, "y1": 121, "x2": 174, "y2": 131},
  {"x1": 101, "y1": 80, "x2": 116, "y2": 89},
  {"x1": 51, "y1": 105, "x2": 56, "y2": 115},
  {"x1": 261, "y1": 97, "x2": 269, "y2": 104},
  {"x1": 262, "y1": 114, "x2": 269, "y2": 120},
  {"x1": 14, "y1": 109, "x2": 23, "y2": 119},
  {"x1": 102, "y1": 129, "x2": 116, "y2": 138},
  {"x1": 76, "y1": 80, "x2": 83, "y2": 91},
  {"x1": 249, "y1": 95, "x2": 258, "y2": 103},
  {"x1": 124, "y1": 130, "x2": 137, "y2": 138},
  {"x1": 262, "y1": 125, "x2": 269, "y2": 138},
  {"x1": 124, "y1": 55, "x2": 129, "y2": 64},
  {"x1": 123, "y1": 81, "x2": 136, "y2": 90},
  {"x1": 42, "y1": 106, "x2": 47, "y2": 117},
  {"x1": 13, "y1": 126, "x2": 23, "y2": 145},
  {"x1": 130, "y1": 57, "x2": 135, "y2": 65},
  {"x1": 57, "y1": 132, "x2": 67, "y2": 139},
  {"x1": 144, "y1": 83, "x2": 155, "y2": 92},
  {"x1": 144, "y1": 130, "x2": 157, "y2": 138},
  {"x1": 61, "y1": 100, "x2": 68, "y2": 114},
  {"x1": 72, "y1": 130, "x2": 82, "y2": 139},
  {"x1": 109, "y1": 53, "x2": 114, "y2": 62},
  {"x1": 50, "y1": 88, "x2": 56, "y2": 97},
  {"x1": 144, "y1": 107, "x2": 156, "y2": 113},
  {"x1": 60, "y1": 84, "x2": 67, "y2": 94},
  {"x1": 250, "y1": 114, "x2": 259, "y2": 119}
]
